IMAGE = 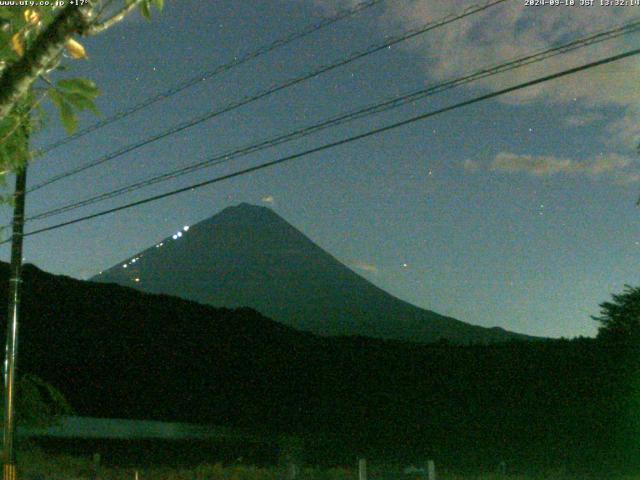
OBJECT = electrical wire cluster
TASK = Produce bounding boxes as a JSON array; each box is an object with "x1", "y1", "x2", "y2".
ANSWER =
[{"x1": 3, "y1": 0, "x2": 639, "y2": 243}]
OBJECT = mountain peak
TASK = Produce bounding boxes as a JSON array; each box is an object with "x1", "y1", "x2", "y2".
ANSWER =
[
  {"x1": 226, "y1": 202, "x2": 270, "y2": 212},
  {"x1": 94, "y1": 205, "x2": 533, "y2": 344},
  {"x1": 213, "y1": 202, "x2": 282, "y2": 223}
]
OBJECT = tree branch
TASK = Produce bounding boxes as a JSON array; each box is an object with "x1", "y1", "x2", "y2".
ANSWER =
[
  {"x1": 86, "y1": 0, "x2": 145, "y2": 36},
  {"x1": 0, "y1": 1, "x2": 152, "y2": 124},
  {"x1": 0, "y1": 4, "x2": 93, "y2": 123}
]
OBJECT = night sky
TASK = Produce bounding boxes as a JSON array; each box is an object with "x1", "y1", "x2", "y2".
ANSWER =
[{"x1": 2, "y1": 0, "x2": 639, "y2": 338}]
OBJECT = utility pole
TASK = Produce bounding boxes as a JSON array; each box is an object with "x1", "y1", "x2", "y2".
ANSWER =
[{"x1": 2, "y1": 165, "x2": 27, "y2": 480}]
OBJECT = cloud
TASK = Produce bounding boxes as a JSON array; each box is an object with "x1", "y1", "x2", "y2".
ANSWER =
[
  {"x1": 463, "y1": 159, "x2": 481, "y2": 172},
  {"x1": 351, "y1": 261, "x2": 378, "y2": 273},
  {"x1": 563, "y1": 112, "x2": 605, "y2": 128},
  {"x1": 491, "y1": 152, "x2": 575, "y2": 176},
  {"x1": 588, "y1": 153, "x2": 632, "y2": 175},
  {"x1": 490, "y1": 151, "x2": 638, "y2": 182},
  {"x1": 385, "y1": 1, "x2": 640, "y2": 107},
  {"x1": 612, "y1": 171, "x2": 640, "y2": 185},
  {"x1": 604, "y1": 105, "x2": 640, "y2": 151},
  {"x1": 317, "y1": 0, "x2": 640, "y2": 149},
  {"x1": 261, "y1": 195, "x2": 275, "y2": 204}
]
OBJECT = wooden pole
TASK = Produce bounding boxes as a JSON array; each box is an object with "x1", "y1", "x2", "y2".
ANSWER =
[
  {"x1": 427, "y1": 460, "x2": 436, "y2": 480},
  {"x1": 358, "y1": 458, "x2": 367, "y2": 480},
  {"x1": 2, "y1": 165, "x2": 27, "y2": 480}
]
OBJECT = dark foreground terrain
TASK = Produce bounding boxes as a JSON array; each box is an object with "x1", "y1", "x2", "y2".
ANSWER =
[
  {"x1": 1, "y1": 263, "x2": 638, "y2": 474},
  {"x1": 19, "y1": 449, "x2": 640, "y2": 480}
]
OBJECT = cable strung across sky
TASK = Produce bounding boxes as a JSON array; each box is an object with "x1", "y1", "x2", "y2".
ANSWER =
[
  {"x1": 28, "y1": 0, "x2": 509, "y2": 193},
  {"x1": 8, "y1": 45, "x2": 639, "y2": 244},
  {"x1": 25, "y1": 17, "x2": 640, "y2": 223},
  {"x1": 36, "y1": 0, "x2": 387, "y2": 155}
]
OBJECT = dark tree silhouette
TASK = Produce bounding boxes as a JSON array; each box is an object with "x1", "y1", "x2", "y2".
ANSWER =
[{"x1": 593, "y1": 285, "x2": 640, "y2": 343}]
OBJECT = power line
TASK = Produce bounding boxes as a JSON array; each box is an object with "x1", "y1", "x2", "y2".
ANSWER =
[
  {"x1": 36, "y1": 0, "x2": 386, "y2": 155},
  {"x1": 10, "y1": 46, "x2": 640, "y2": 244},
  {"x1": 26, "y1": 17, "x2": 640, "y2": 223},
  {"x1": 28, "y1": 0, "x2": 509, "y2": 193}
]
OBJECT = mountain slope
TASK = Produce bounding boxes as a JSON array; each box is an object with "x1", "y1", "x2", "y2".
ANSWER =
[
  {"x1": 4, "y1": 263, "x2": 314, "y2": 425},
  {"x1": 93, "y1": 203, "x2": 531, "y2": 344}
]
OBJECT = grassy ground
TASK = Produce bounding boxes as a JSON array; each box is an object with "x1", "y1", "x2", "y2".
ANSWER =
[{"x1": 13, "y1": 449, "x2": 640, "y2": 480}]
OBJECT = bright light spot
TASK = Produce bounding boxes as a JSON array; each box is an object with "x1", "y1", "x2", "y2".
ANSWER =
[
  {"x1": 131, "y1": 258, "x2": 137, "y2": 263},
  {"x1": 177, "y1": 231, "x2": 183, "y2": 237},
  {"x1": 123, "y1": 264, "x2": 127, "y2": 268},
  {"x1": 134, "y1": 278, "x2": 140, "y2": 283},
  {"x1": 172, "y1": 234, "x2": 178, "y2": 240},
  {"x1": 183, "y1": 225, "x2": 189, "y2": 231},
  {"x1": 402, "y1": 263, "x2": 409, "y2": 268}
]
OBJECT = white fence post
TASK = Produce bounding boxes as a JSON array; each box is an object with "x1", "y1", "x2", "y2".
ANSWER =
[
  {"x1": 427, "y1": 460, "x2": 436, "y2": 480},
  {"x1": 358, "y1": 458, "x2": 367, "y2": 480}
]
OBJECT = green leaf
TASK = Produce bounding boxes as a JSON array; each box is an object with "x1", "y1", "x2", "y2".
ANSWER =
[
  {"x1": 59, "y1": 101, "x2": 77, "y2": 134},
  {"x1": 49, "y1": 89, "x2": 77, "y2": 134},
  {"x1": 48, "y1": 88, "x2": 64, "y2": 110},
  {"x1": 49, "y1": 78, "x2": 100, "y2": 131},
  {"x1": 0, "y1": 8, "x2": 22, "y2": 22},
  {"x1": 64, "y1": 93, "x2": 99, "y2": 115},
  {"x1": 151, "y1": 0, "x2": 164, "y2": 11},
  {"x1": 36, "y1": 6, "x2": 55, "y2": 26},
  {"x1": 0, "y1": 143, "x2": 10, "y2": 171},
  {"x1": 56, "y1": 78, "x2": 99, "y2": 99},
  {"x1": 0, "y1": 116, "x2": 17, "y2": 140},
  {"x1": 0, "y1": 117, "x2": 28, "y2": 171},
  {"x1": 140, "y1": 0, "x2": 152, "y2": 20}
]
